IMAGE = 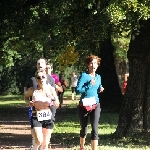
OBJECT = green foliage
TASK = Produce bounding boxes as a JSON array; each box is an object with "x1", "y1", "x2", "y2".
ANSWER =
[
  {"x1": 0, "y1": 0, "x2": 150, "y2": 94},
  {"x1": 107, "y1": 0, "x2": 150, "y2": 33},
  {"x1": 106, "y1": 0, "x2": 150, "y2": 60},
  {"x1": 111, "y1": 31, "x2": 130, "y2": 60},
  {"x1": 1, "y1": 37, "x2": 21, "y2": 67}
]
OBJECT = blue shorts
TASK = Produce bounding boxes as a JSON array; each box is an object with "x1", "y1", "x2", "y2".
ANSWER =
[{"x1": 28, "y1": 107, "x2": 32, "y2": 124}]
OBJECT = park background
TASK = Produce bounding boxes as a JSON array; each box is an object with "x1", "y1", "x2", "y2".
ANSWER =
[{"x1": 1, "y1": 0, "x2": 150, "y2": 149}]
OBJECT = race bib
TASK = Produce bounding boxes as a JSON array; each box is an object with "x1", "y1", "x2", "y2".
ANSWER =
[
  {"x1": 82, "y1": 97, "x2": 96, "y2": 106},
  {"x1": 36, "y1": 109, "x2": 52, "y2": 121}
]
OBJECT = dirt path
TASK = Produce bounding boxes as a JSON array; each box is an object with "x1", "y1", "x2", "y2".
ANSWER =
[{"x1": 0, "y1": 99, "x2": 77, "y2": 150}]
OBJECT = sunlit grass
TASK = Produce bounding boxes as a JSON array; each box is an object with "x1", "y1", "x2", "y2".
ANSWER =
[
  {"x1": 0, "y1": 95, "x2": 25, "y2": 108},
  {"x1": 53, "y1": 110, "x2": 150, "y2": 149}
]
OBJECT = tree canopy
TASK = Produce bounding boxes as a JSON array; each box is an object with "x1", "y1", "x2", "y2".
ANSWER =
[{"x1": 1, "y1": 0, "x2": 150, "y2": 137}]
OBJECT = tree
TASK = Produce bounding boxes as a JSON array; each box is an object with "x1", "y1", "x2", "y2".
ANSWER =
[
  {"x1": 97, "y1": 38, "x2": 123, "y2": 107},
  {"x1": 115, "y1": 18, "x2": 150, "y2": 136},
  {"x1": 106, "y1": 0, "x2": 150, "y2": 136},
  {"x1": 57, "y1": 46, "x2": 79, "y2": 71}
]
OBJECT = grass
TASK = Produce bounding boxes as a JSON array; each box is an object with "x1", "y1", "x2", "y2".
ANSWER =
[
  {"x1": 1, "y1": 92, "x2": 150, "y2": 149},
  {"x1": 0, "y1": 95, "x2": 24, "y2": 108}
]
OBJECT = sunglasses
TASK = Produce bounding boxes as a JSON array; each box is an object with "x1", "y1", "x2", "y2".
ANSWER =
[{"x1": 36, "y1": 76, "x2": 46, "y2": 79}]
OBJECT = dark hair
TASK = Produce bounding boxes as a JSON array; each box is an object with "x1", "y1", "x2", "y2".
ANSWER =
[
  {"x1": 46, "y1": 62, "x2": 53, "y2": 69},
  {"x1": 85, "y1": 55, "x2": 101, "y2": 66},
  {"x1": 37, "y1": 58, "x2": 47, "y2": 64}
]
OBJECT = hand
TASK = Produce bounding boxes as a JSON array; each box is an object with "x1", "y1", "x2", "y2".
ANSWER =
[
  {"x1": 46, "y1": 93, "x2": 53, "y2": 99},
  {"x1": 29, "y1": 101, "x2": 34, "y2": 107},
  {"x1": 90, "y1": 79, "x2": 95, "y2": 85},
  {"x1": 100, "y1": 87, "x2": 104, "y2": 93}
]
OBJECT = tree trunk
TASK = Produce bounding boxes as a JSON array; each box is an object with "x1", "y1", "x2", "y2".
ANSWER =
[
  {"x1": 97, "y1": 38, "x2": 123, "y2": 107},
  {"x1": 115, "y1": 19, "x2": 150, "y2": 137}
]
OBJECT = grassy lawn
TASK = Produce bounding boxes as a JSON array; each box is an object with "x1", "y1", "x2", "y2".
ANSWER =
[
  {"x1": 0, "y1": 95, "x2": 24, "y2": 108},
  {"x1": 0, "y1": 91, "x2": 150, "y2": 149}
]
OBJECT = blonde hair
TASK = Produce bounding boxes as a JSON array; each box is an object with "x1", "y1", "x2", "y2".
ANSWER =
[{"x1": 35, "y1": 70, "x2": 46, "y2": 78}]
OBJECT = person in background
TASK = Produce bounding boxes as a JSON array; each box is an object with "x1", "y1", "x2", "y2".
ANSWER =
[
  {"x1": 24, "y1": 58, "x2": 56, "y2": 150},
  {"x1": 70, "y1": 71, "x2": 78, "y2": 100},
  {"x1": 46, "y1": 63, "x2": 63, "y2": 93},
  {"x1": 58, "y1": 75, "x2": 68, "y2": 108},
  {"x1": 25, "y1": 70, "x2": 59, "y2": 150},
  {"x1": 46, "y1": 63, "x2": 64, "y2": 108},
  {"x1": 122, "y1": 76, "x2": 129, "y2": 94},
  {"x1": 76, "y1": 55, "x2": 104, "y2": 150}
]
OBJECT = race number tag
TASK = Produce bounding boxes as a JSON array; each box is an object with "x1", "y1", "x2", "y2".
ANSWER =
[
  {"x1": 82, "y1": 97, "x2": 96, "y2": 106},
  {"x1": 36, "y1": 109, "x2": 52, "y2": 121}
]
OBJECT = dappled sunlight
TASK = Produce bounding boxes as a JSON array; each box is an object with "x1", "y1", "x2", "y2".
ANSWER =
[{"x1": 1, "y1": 94, "x2": 150, "y2": 149}]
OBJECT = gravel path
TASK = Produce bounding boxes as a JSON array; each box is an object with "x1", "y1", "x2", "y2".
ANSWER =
[{"x1": 0, "y1": 100, "x2": 77, "y2": 150}]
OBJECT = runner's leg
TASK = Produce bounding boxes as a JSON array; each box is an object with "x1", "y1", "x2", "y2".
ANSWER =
[{"x1": 41, "y1": 128, "x2": 53, "y2": 150}]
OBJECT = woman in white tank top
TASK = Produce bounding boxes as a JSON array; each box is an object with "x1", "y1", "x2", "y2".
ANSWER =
[{"x1": 25, "y1": 70, "x2": 59, "y2": 150}]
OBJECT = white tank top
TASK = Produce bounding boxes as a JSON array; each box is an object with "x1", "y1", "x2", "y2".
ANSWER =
[{"x1": 32, "y1": 84, "x2": 52, "y2": 103}]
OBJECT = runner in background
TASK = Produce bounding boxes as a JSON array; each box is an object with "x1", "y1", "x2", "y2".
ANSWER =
[
  {"x1": 70, "y1": 71, "x2": 78, "y2": 100},
  {"x1": 58, "y1": 75, "x2": 68, "y2": 108},
  {"x1": 46, "y1": 63, "x2": 63, "y2": 108},
  {"x1": 122, "y1": 73, "x2": 129, "y2": 94},
  {"x1": 46, "y1": 63, "x2": 63, "y2": 93}
]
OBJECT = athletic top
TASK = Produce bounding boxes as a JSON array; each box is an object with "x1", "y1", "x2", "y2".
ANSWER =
[
  {"x1": 76, "y1": 72, "x2": 102, "y2": 104},
  {"x1": 32, "y1": 88, "x2": 53, "y2": 105},
  {"x1": 33, "y1": 91, "x2": 51, "y2": 102},
  {"x1": 71, "y1": 75, "x2": 78, "y2": 87},
  {"x1": 32, "y1": 84, "x2": 53, "y2": 117},
  {"x1": 51, "y1": 74, "x2": 60, "y2": 84}
]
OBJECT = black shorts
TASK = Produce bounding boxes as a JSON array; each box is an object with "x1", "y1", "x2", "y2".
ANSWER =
[
  {"x1": 30, "y1": 106, "x2": 56, "y2": 129},
  {"x1": 71, "y1": 87, "x2": 76, "y2": 93},
  {"x1": 31, "y1": 117, "x2": 54, "y2": 129}
]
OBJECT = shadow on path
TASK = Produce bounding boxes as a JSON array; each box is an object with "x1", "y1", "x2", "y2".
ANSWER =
[{"x1": 0, "y1": 103, "x2": 78, "y2": 150}]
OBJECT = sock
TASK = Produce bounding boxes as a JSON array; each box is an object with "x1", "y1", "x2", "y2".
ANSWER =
[
  {"x1": 72, "y1": 93, "x2": 74, "y2": 100},
  {"x1": 32, "y1": 138, "x2": 35, "y2": 145}
]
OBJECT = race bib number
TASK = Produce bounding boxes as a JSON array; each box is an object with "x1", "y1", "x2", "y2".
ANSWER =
[
  {"x1": 82, "y1": 97, "x2": 96, "y2": 106},
  {"x1": 36, "y1": 109, "x2": 52, "y2": 121}
]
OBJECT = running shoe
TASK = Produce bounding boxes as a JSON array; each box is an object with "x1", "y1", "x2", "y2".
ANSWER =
[
  {"x1": 29, "y1": 145, "x2": 33, "y2": 150},
  {"x1": 48, "y1": 141, "x2": 51, "y2": 148}
]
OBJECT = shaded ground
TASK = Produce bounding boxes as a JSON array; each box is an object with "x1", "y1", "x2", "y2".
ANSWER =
[{"x1": 0, "y1": 98, "x2": 78, "y2": 150}]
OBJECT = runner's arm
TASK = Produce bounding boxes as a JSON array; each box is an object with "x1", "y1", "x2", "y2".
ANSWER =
[
  {"x1": 24, "y1": 77, "x2": 33, "y2": 103},
  {"x1": 24, "y1": 88, "x2": 34, "y2": 104},
  {"x1": 50, "y1": 86, "x2": 60, "y2": 108},
  {"x1": 56, "y1": 82, "x2": 63, "y2": 92}
]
